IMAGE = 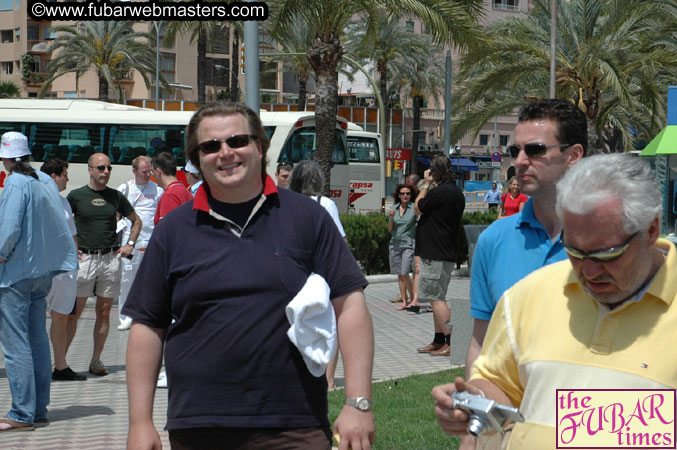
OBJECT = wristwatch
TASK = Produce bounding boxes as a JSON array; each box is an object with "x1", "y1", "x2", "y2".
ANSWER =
[
  {"x1": 126, "y1": 240, "x2": 136, "y2": 247},
  {"x1": 345, "y1": 397, "x2": 372, "y2": 412}
]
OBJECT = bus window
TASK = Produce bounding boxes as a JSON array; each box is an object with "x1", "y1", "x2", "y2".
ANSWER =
[
  {"x1": 278, "y1": 128, "x2": 348, "y2": 165},
  {"x1": 348, "y1": 137, "x2": 380, "y2": 163},
  {"x1": 264, "y1": 126, "x2": 276, "y2": 141}
]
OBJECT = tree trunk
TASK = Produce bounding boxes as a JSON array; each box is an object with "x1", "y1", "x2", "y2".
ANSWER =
[
  {"x1": 197, "y1": 27, "x2": 207, "y2": 105},
  {"x1": 308, "y1": 34, "x2": 342, "y2": 197},
  {"x1": 377, "y1": 60, "x2": 387, "y2": 109},
  {"x1": 411, "y1": 95, "x2": 423, "y2": 175},
  {"x1": 298, "y1": 75, "x2": 308, "y2": 111},
  {"x1": 231, "y1": 29, "x2": 239, "y2": 102},
  {"x1": 98, "y1": 74, "x2": 108, "y2": 100}
]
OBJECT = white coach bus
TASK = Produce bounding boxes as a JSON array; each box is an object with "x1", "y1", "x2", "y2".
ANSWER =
[
  {"x1": 346, "y1": 122, "x2": 385, "y2": 214},
  {"x1": 0, "y1": 99, "x2": 350, "y2": 212}
]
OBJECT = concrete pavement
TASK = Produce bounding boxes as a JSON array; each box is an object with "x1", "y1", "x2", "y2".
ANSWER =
[{"x1": 0, "y1": 274, "x2": 471, "y2": 449}]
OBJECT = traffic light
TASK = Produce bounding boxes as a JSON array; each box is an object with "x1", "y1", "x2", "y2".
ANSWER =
[{"x1": 240, "y1": 43, "x2": 245, "y2": 74}]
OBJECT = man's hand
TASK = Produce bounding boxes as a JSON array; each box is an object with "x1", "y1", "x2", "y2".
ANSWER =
[
  {"x1": 118, "y1": 244, "x2": 134, "y2": 258},
  {"x1": 333, "y1": 406, "x2": 374, "y2": 450},
  {"x1": 127, "y1": 422, "x2": 162, "y2": 450},
  {"x1": 432, "y1": 377, "x2": 478, "y2": 436}
]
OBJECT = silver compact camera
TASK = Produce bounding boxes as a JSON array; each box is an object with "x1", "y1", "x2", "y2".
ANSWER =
[{"x1": 451, "y1": 390, "x2": 524, "y2": 436}]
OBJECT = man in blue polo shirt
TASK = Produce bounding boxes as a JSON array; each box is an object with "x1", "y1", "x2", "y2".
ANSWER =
[
  {"x1": 123, "y1": 102, "x2": 375, "y2": 450},
  {"x1": 459, "y1": 99, "x2": 587, "y2": 450},
  {"x1": 482, "y1": 183, "x2": 501, "y2": 210}
]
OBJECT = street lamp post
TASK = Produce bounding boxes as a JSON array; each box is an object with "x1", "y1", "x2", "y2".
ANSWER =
[
  {"x1": 153, "y1": 21, "x2": 162, "y2": 111},
  {"x1": 215, "y1": 64, "x2": 240, "y2": 100}
]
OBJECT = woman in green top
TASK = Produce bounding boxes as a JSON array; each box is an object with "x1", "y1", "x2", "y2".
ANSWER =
[{"x1": 388, "y1": 184, "x2": 419, "y2": 310}]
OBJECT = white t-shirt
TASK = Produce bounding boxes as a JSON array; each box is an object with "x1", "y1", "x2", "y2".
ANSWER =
[
  {"x1": 310, "y1": 195, "x2": 346, "y2": 238},
  {"x1": 117, "y1": 180, "x2": 164, "y2": 245},
  {"x1": 60, "y1": 195, "x2": 77, "y2": 236}
]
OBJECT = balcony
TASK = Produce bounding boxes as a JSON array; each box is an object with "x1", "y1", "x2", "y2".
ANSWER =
[
  {"x1": 28, "y1": 40, "x2": 51, "y2": 54},
  {"x1": 115, "y1": 70, "x2": 134, "y2": 84},
  {"x1": 25, "y1": 72, "x2": 47, "y2": 86}
]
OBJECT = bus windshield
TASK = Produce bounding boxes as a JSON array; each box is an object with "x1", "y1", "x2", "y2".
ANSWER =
[
  {"x1": 278, "y1": 128, "x2": 348, "y2": 164},
  {"x1": 347, "y1": 136, "x2": 380, "y2": 163}
]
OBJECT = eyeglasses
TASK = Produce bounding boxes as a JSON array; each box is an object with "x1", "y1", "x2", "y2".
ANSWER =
[
  {"x1": 198, "y1": 135, "x2": 257, "y2": 153},
  {"x1": 507, "y1": 143, "x2": 570, "y2": 159},
  {"x1": 561, "y1": 232, "x2": 638, "y2": 263},
  {"x1": 399, "y1": 192, "x2": 412, "y2": 196},
  {"x1": 90, "y1": 165, "x2": 112, "y2": 172}
]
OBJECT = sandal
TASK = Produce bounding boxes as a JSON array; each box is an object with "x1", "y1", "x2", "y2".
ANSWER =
[{"x1": 0, "y1": 418, "x2": 35, "y2": 432}]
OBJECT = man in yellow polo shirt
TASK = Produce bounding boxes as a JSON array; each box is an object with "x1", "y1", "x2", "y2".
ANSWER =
[{"x1": 432, "y1": 153, "x2": 677, "y2": 450}]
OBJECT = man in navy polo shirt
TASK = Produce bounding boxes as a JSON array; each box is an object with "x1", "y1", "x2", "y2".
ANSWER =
[{"x1": 123, "y1": 102, "x2": 375, "y2": 450}]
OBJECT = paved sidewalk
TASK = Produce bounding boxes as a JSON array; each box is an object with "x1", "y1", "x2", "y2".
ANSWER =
[{"x1": 0, "y1": 276, "x2": 470, "y2": 449}]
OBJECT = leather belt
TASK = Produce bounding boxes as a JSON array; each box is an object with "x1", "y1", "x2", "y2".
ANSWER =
[{"x1": 80, "y1": 247, "x2": 120, "y2": 255}]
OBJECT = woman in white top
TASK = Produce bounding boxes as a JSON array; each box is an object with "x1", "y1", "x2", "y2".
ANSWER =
[{"x1": 287, "y1": 160, "x2": 347, "y2": 390}]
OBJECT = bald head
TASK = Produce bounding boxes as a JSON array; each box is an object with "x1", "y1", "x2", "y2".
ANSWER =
[{"x1": 87, "y1": 153, "x2": 112, "y2": 190}]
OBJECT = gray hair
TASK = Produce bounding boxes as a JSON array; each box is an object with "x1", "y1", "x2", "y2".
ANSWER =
[
  {"x1": 288, "y1": 160, "x2": 324, "y2": 196},
  {"x1": 556, "y1": 153, "x2": 661, "y2": 235}
]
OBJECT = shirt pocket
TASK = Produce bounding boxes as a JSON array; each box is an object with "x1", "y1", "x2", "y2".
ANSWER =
[
  {"x1": 420, "y1": 260, "x2": 441, "y2": 280},
  {"x1": 275, "y1": 247, "x2": 313, "y2": 295}
]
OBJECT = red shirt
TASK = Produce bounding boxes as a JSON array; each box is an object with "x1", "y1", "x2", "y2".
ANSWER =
[
  {"x1": 502, "y1": 193, "x2": 528, "y2": 217},
  {"x1": 154, "y1": 181, "x2": 193, "y2": 225}
]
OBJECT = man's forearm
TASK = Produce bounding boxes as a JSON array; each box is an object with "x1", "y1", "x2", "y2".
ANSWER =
[
  {"x1": 126, "y1": 323, "x2": 165, "y2": 426},
  {"x1": 129, "y1": 216, "x2": 142, "y2": 242},
  {"x1": 334, "y1": 290, "x2": 373, "y2": 398}
]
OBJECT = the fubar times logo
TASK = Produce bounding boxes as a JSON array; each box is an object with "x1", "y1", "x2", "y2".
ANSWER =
[{"x1": 556, "y1": 389, "x2": 676, "y2": 448}]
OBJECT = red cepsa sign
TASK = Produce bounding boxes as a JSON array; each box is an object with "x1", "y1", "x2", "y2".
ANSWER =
[{"x1": 386, "y1": 148, "x2": 412, "y2": 161}]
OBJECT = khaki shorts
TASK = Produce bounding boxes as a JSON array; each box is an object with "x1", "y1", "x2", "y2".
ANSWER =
[
  {"x1": 46, "y1": 270, "x2": 77, "y2": 315},
  {"x1": 418, "y1": 258, "x2": 454, "y2": 301},
  {"x1": 76, "y1": 252, "x2": 122, "y2": 299}
]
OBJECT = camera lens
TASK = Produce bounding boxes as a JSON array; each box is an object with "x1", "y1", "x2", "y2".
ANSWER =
[{"x1": 467, "y1": 415, "x2": 487, "y2": 437}]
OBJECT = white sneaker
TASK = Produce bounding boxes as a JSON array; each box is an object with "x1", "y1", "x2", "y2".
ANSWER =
[
  {"x1": 157, "y1": 370, "x2": 167, "y2": 388},
  {"x1": 117, "y1": 318, "x2": 133, "y2": 331}
]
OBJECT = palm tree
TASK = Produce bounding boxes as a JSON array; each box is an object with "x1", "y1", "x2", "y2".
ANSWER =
[
  {"x1": 389, "y1": 41, "x2": 446, "y2": 173},
  {"x1": 344, "y1": 14, "x2": 429, "y2": 108},
  {"x1": 0, "y1": 80, "x2": 20, "y2": 98},
  {"x1": 450, "y1": 0, "x2": 677, "y2": 153},
  {"x1": 267, "y1": 16, "x2": 314, "y2": 110},
  {"x1": 267, "y1": 0, "x2": 485, "y2": 194},
  {"x1": 40, "y1": 22, "x2": 158, "y2": 101}
]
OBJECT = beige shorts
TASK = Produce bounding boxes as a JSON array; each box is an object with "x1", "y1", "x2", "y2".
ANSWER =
[
  {"x1": 76, "y1": 252, "x2": 122, "y2": 299},
  {"x1": 418, "y1": 258, "x2": 454, "y2": 301}
]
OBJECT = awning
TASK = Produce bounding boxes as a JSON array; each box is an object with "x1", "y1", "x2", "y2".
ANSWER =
[
  {"x1": 639, "y1": 125, "x2": 677, "y2": 156},
  {"x1": 417, "y1": 157, "x2": 478, "y2": 172}
]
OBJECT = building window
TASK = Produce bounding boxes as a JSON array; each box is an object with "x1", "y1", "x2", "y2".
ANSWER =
[
  {"x1": 493, "y1": 0, "x2": 519, "y2": 10},
  {"x1": 160, "y1": 52, "x2": 175, "y2": 83},
  {"x1": 499, "y1": 135, "x2": 509, "y2": 146},
  {"x1": 27, "y1": 23, "x2": 39, "y2": 41},
  {"x1": 44, "y1": 26, "x2": 57, "y2": 40},
  {"x1": 151, "y1": 22, "x2": 174, "y2": 50},
  {"x1": 479, "y1": 134, "x2": 489, "y2": 146},
  {"x1": 405, "y1": 20, "x2": 415, "y2": 33},
  {"x1": 14, "y1": 28, "x2": 20, "y2": 42},
  {"x1": 0, "y1": 0, "x2": 12, "y2": 11},
  {"x1": 1, "y1": 61, "x2": 13, "y2": 74},
  {"x1": 1, "y1": 29, "x2": 12, "y2": 43},
  {"x1": 259, "y1": 60, "x2": 277, "y2": 90}
]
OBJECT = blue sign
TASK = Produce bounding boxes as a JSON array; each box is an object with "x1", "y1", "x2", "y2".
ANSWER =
[{"x1": 491, "y1": 152, "x2": 502, "y2": 162}]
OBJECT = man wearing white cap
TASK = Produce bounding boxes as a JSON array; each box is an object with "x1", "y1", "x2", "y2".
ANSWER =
[
  {"x1": 182, "y1": 160, "x2": 203, "y2": 195},
  {"x1": 116, "y1": 156, "x2": 163, "y2": 331},
  {"x1": 0, "y1": 132, "x2": 77, "y2": 431}
]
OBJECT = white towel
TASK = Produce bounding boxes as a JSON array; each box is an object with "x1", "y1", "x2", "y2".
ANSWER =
[{"x1": 286, "y1": 273, "x2": 337, "y2": 377}]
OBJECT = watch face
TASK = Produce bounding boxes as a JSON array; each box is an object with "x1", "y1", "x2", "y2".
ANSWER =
[{"x1": 358, "y1": 398, "x2": 369, "y2": 410}]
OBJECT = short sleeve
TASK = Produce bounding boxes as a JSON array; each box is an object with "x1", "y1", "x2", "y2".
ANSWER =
[
  {"x1": 470, "y1": 230, "x2": 495, "y2": 320},
  {"x1": 470, "y1": 292, "x2": 523, "y2": 407}
]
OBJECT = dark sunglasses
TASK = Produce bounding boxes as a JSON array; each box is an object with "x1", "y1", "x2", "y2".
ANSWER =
[
  {"x1": 198, "y1": 135, "x2": 257, "y2": 153},
  {"x1": 399, "y1": 191, "x2": 412, "y2": 196},
  {"x1": 507, "y1": 143, "x2": 570, "y2": 159},
  {"x1": 561, "y1": 232, "x2": 638, "y2": 263},
  {"x1": 90, "y1": 165, "x2": 112, "y2": 172}
]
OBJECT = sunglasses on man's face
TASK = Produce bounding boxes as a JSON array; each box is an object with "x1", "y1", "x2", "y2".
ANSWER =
[
  {"x1": 198, "y1": 135, "x2": 257, "y2": 154},
  {"x1": 507, "y1": 143, "x2": 570, "y2": 159},
  {"x1": 90, "y1": 165, "x2": 112, "y2": 172},
  {"x1": 560, "y1": 232, "x2": 638, "y2": 263}
]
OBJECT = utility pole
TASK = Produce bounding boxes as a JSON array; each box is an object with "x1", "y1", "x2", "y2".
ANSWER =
[
  {"x1": 444, "y1": 50, "x2": 452, "y2": 156},
  {"x1": 244, "y1": 1, "x2": 259, "y2": 112}
]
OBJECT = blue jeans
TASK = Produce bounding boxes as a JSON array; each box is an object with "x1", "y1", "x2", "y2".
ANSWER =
[{"x1": 0, "y1": 274, "x2": 53, "y2": 424}]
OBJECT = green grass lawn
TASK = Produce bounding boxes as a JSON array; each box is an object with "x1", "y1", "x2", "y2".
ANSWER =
[{"x1": 329, "y1": 368, "x2": 465, "y2": 450}]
